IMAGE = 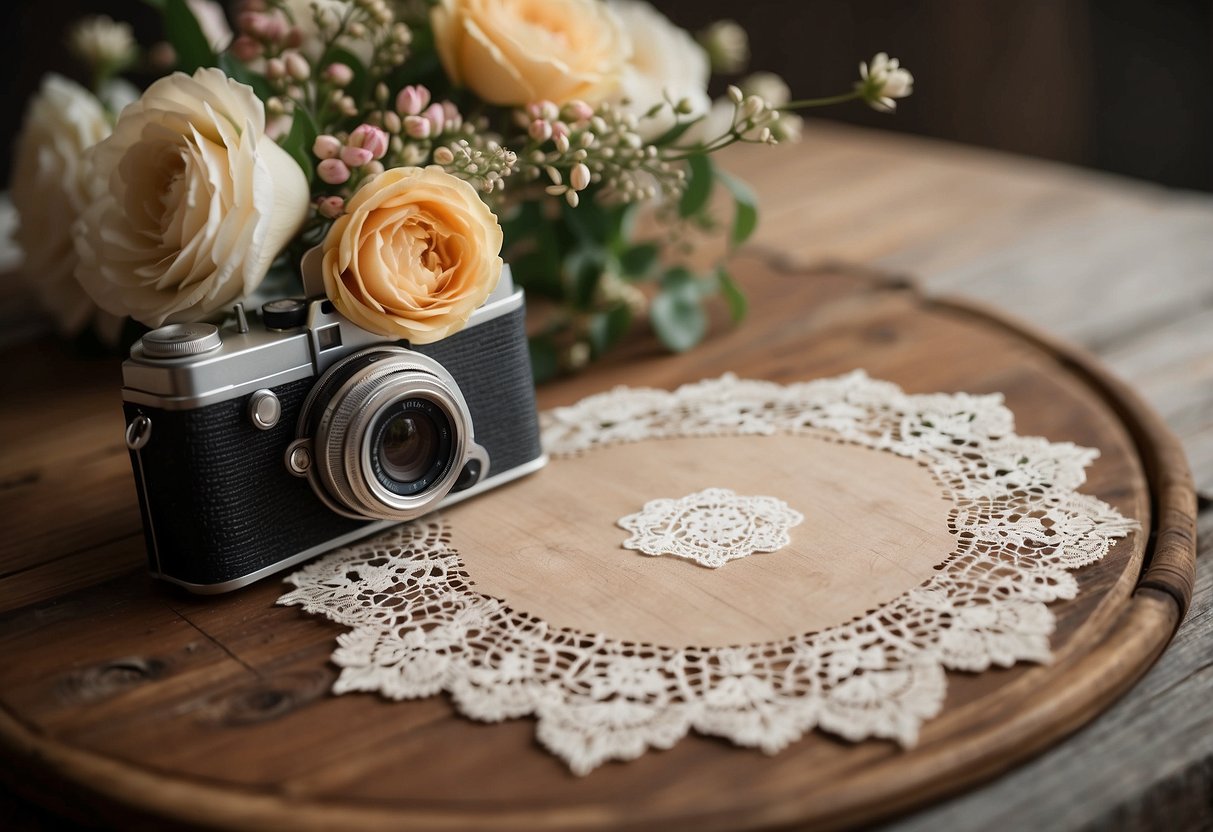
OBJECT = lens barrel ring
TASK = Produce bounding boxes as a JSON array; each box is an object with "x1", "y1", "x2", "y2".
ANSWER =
[{"x1": 296, "y1": 347, "x2": 477, "y2": 521}]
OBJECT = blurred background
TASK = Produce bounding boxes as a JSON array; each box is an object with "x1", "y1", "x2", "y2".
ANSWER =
[{"x1": 1, "y1": 0, "x2": 1211, "y2": 191}]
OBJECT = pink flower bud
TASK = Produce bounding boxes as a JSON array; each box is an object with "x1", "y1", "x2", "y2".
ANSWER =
[
  {"x1": 324, "y1": 62, "x2": 354, "y2": 87},
  {"x1": 528, "y1": 119, "x2": 552, "y2": 142},
  {"x1": 148, "y1": 42, "x2": 176, "y2": 70},
  {"x1": 265, "y1": 57, "x2": 285, "y2": 80},
  {"x1": 317, "y1": 158, "x2": 350, "y2": 185},
  {"x1": 312, "y1": 134, "x2": 342, "y2": 159},
  {"x1": 403, "y1": 115, "x2": 431, "y2": 139},
  {"x1": 395, "y1": 84, "x2": 430, "y2": 116},
  {"x1": 441, "y1": 101, "x2": 462, "y2": 131},
  {"x1": 421, "y1": 103, "x2": 445, "y2": 135},
  {"x1": 284, "y1": 26, "x2": 304, "y2": 48},
  {"x1": 526, "y1": 100, "x2": 558, "y2": 121},
  {"x1": 565, "y1": 99, "x2": 593, "y2": 122},
  {"x1": 570, "y1": 162, "x2": 591, "y2": 191},
  {"x1": 341, "y1": 145, "x2": 374, "y2": 167},
  {"x1": 230, "y1": 35, "x2": 263, "y2": 62},
  {"x1": 552, "y1": 121, "x2": 570, "y2": 141},
  {"x1": 262, "y1": 11, "x2": 289, "y2": 42},
  {"x1": 237, "y1": 11, "x2": 265, "y2": 36},
  {"x1": 316, "y1": 196, "x2": 345, "y2": 219},
  {"x1": 348, "y1": 123, "x2": 389, "y2": 159},
  {"x1": 284, "y1": 51, "x2": 310, "y2": 82}
]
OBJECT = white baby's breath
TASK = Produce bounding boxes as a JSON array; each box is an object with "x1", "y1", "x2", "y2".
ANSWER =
[
  {"x1": 858, "y1": 52, "x2": 914, "y2": 113},
  {"x1": 68, "y1": 16, "x2": 136, "y2": 74},
  {"x1": 698, "y1": 20, "x2": 748, "y2": 75}
]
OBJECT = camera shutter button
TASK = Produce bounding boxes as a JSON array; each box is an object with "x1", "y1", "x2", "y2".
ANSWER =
[
  {"x1": 248, "y1": 389, "x2": 281, "y2": 430},
  {"x1": 141, "y1": 323, "x2": 222, "y2": 358}
]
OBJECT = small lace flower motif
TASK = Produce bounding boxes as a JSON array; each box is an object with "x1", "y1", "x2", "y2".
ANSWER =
[{"x1": 618, "y1": 487, "x2": 804, "y2": 568}]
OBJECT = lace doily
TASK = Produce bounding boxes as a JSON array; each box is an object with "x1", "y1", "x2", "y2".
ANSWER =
[
  {"x1": 618, "y1": 487, "x2": 804, "y2": 568},
  {"x1": 280, "y1": 371, "x2": 1138, "y2": 775}
]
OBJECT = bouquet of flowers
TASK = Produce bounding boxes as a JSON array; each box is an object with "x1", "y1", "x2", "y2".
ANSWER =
[{"x1": 11, "y1": 0, "x2": 912, "y2": 379}]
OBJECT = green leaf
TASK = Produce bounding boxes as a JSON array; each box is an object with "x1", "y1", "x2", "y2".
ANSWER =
[
  {"x1": 280, "y1": 107, "x2": 318, "y2": 185},
  {"x1": 618, "y1": 242, "x2": 660, "y2": 279},
  {"x1": 715, "y1": 265, "x2": 748, "y2": 323},
  {"x1": 528, "y1": 336, "x2": 559, "y2": 383},
  {"x1": 652, "y1": 116, "x2": 703, "y2": 147},
  {"x1": 609, "y1": 202, "x2": 639, "y2": 251},
  {"x1": 678, "y1": 153, "x2": 714, "y2": 218},
  {"x1": 716, "y1": 170, "x2": 759, "y2": 246},
  {"x1": 651, "y1": 269, "x2": 707, "y2": 352},
  {"x1": 560, "y1": 195, "x2": 611, "y2": 246},
  {"x1": 564, "y1": 246, "x2": 606, "y2": 309},
  {"x1": 588, "y1": 304, "x2": 633, "y2": 356},
  {"x1": 217, "y1": 53, "x2": 271, "y2": 99},
  {"x1": 163, "y1": 0, "x2": 217, "y2": 72}
]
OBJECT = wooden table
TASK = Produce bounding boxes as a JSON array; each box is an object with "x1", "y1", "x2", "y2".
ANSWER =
[{"x1": 2, "y1": 122, "x2": 1210, "y2": 829}]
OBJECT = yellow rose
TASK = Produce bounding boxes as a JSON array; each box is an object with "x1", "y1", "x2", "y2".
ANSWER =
[
  {"x1": 322, "y1": 167, "x2": 504, "y2": 344},
  {"x1": 431, "y1": 0, "x2": 630, "y2": 105}
]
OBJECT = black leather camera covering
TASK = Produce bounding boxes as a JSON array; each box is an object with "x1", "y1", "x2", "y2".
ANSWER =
[{"x1": 125, "y1": 303, "x2": 542, "y2": 587}]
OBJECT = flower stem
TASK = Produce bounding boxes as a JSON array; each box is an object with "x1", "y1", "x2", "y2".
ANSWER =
[{"x1": 782, "y1": 91, "x2": 863, "y2": 109}]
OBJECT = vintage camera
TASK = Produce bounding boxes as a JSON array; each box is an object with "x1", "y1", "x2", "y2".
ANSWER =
[{"x1": 120, "y1": 265, "x2": 545, "y2": 593}]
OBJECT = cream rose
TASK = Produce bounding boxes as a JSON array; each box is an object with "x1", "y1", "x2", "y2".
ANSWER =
[
  {"x1": 611, "y1": 1, "x2": 710, "y2": 140},
  {"x1": 74, "y1": 68, "x2": 309, "y2": 327},
  {"x1": 322, "y1": 166, "x2": 503, "y2": 343},
  {"x1": 11, "y1": 74, "x2": 113, "y2": 337},
  {"x1": 431, "y1": 0, "x2": 630, "y2": 105}
]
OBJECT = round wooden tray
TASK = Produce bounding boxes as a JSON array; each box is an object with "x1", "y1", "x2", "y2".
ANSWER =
[{"x1": 0, "y1": 254, "x2": 1196, "y2": 830}]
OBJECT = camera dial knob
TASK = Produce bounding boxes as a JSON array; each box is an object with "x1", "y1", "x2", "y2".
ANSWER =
[
  {"x1": 262, "y1": 298, "x2": 309, "y2": 330},
  {"x1": 141, "y1": 323, "x2": 222, "y2": 358}
]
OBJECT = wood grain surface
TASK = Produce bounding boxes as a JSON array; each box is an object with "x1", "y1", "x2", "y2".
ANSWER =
[
  {"x1": 0, "y1": 122, "x2": 1209, "y2": 829},
  {"x1": 0, "y1": 248, "x2": 1196, "y2": 830}
]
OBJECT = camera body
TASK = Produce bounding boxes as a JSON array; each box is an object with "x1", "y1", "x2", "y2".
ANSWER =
[{"x1": 121, "y1": 267, "x2": 544, "y2": 593}]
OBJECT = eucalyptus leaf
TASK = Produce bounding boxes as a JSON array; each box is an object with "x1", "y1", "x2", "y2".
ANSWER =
[
  {"x1": 715, "y1": 265, "x2": 748, "y2": 323},
  {"x1": 678, "y1": 153, "x2": 714, "y2": 218},
  {"x1": 163, "y1": 0, "x2": 217, "y2": 72},
  {"x1": 561, "y1": 196, "x2": 611, "y2": 245},
  {"x1": 651, "y1": 273, "x2": 707, "y2": 352},
  {"x1": 619, "y1": 242, "x2": 660, "y2": 279},
  {"x1": 564, "y1": 246, "x2": 606, "y2": 309},
  {"x1": 588, "y1": 304, "x2": 633, "y2": 355}
]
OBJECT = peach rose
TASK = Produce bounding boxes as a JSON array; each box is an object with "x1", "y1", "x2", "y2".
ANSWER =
[
  {"x1": 74, "y1": 68, "x2": 309, "y2": 327},
  {"x1": 431, "y1": 0, "x2": 630, "y2": 105},
  {"x1": 322, "y1": 166, "x2": 503, "y2": 343}
]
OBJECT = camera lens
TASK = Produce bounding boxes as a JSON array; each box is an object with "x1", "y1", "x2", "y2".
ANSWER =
[
  {"x1": 371, "y1": 400, "x2": 454, "y2": 495},
  {"x1": 380, "y1": 414, "x2": 433, "y2": 481},
  {"x1": 294, "y1": 346, "x2": 475, "y2": 521}
]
